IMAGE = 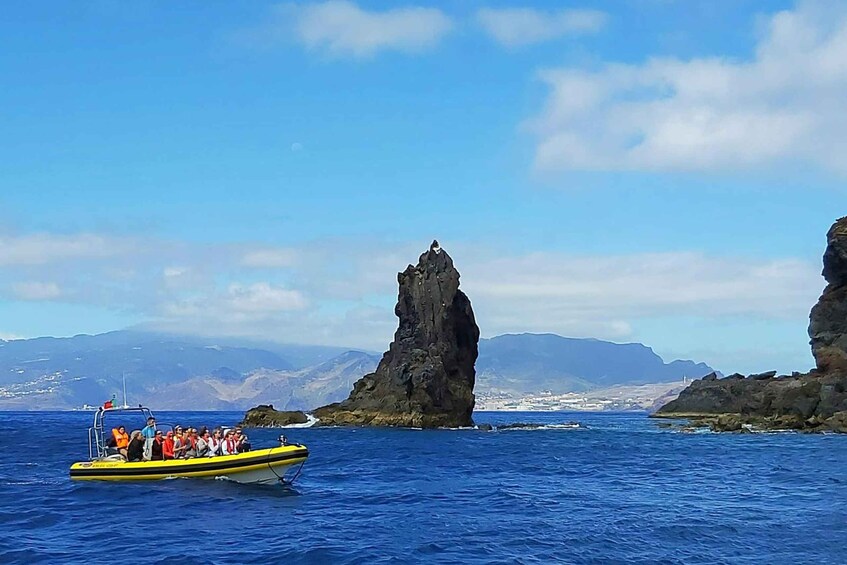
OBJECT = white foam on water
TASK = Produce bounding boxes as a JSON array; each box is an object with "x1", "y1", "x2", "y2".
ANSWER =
[{"x1": 281, "y1": 414, "x2": 319, "y2": 428}]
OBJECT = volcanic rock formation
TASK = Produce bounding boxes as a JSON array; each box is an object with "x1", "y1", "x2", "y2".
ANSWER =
[
  {"x1": 655, "y1": 216, "x2": 847, "y2": 432},
  {"x1": 313, "y1": 241, "x2": 480, "y2": 428},
  {"x1": 810, "y1": 217, "x2": 847, "y2": 373},
  {"x1": 239, "y1": 405, "x2": 308, "y2": 428}
]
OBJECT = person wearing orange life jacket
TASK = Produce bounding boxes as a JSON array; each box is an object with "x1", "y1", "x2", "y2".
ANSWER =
[{"x1": 106, "y1": 425, "x2": 129, "y2": 458}]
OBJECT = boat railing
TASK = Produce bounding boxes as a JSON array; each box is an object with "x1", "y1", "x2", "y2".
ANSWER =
[{"x1": 87, "y1": 426, "x2": 102, "y2": 459}]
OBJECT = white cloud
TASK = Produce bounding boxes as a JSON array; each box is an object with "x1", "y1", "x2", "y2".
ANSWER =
[
  {"x1": 0, "y1": 233, "x2": 135, "y2": 266},
  {"x1": 477, "y1": 8, "x2": 607, "y2": 46},
  {"x1": 253, "y1": 1, "x2": 453, "y2": 58},
  {"x1": 11, "y1": 281, "x2": 63, "y2": 301},
  {"x1": 461, "y1": 252, "x2": 822, "y2": 340},
  {"x1": 225, "y1": 282, "x2": 308, "y2": 313},
  {"x1": 529, "y1": 1, "x2": 847, "y2": 173},
  {"x1": 241, "y1": 248, "x2": 298, "y2": 268}
]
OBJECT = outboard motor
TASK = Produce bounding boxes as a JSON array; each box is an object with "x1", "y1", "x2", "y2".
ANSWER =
[{"x1": 278, "y1": 434, "x2": 288, "y2": 446}]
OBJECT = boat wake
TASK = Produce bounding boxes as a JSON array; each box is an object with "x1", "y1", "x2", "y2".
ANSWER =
[{"x1": 281, "y1": 414, "x2": 318, "y2": 428}]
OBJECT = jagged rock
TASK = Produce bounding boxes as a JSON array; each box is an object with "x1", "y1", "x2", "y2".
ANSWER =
[
  {"x1": 476, "y1": 423, "x2": 494, "y2": 431},
  {"x1": 313, "y1": 241, "x2": 480, "y2": 428},
  {"x1": 240, "y1": 405, "x2": 308, "y2": 428},
  {"x1": 823, "y1": 411, "x2": 847, "y2": 433},
  {"x1": 496, "y1": 422, "x2": 582, "y2": 430},
  {"x1": 810, "y1": 216, "x2": 847, "y2": 373},
  {"x1": 654, "y1": 217, "x2": 847, "y2": 433}
]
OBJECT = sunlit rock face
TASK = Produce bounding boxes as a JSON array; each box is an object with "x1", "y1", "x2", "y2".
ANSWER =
[
  {"x1": 810, "y1": 216, "x2": 847, "y2": 374},
  {"x1": 314, "y1": 241, "x2": 480, "y2": 428}
]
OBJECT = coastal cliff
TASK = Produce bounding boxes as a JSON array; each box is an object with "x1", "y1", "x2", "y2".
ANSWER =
[
  {"x1": 655, "y1": 216, "x2": 847, "y2": 432},
  {"x1": 312, "y1": 241, "x2": 480, "y2": 428}
]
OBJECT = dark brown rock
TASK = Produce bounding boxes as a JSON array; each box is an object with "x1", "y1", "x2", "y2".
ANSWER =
[
  {"x1": 810, "y1": 216, "x2": 847, "y2": 373},
  {"x1": 239, "y1": 405, "x2": 308, "y2": 428},
  {"x1": 654, "y1": 217, "x2": 847, "y2": 433},
  {"x1": 313, "y1": 241, "x2": 480, "y2": 428}
]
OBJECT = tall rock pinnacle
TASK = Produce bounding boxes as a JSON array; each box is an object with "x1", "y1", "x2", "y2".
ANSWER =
[
  {"x1": 314, "y1": 241, "x2": 480, "y2": 427},
  {"x1": 809, "y1": 216, "x2": 847, "y2": 373}
]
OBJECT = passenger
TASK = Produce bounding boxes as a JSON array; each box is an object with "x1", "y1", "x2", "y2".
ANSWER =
[
  {"x1": 107, "y1": 425, "x2": 129, "y2": 457},
  {"x1": 126, "y1": 431, "x2": 145, "y2": 462},
  {"x1": 172, "y1": 428, "x2": 184, "y2": 459},
  {"x1": 182, "y1": 429, "x2": 198, "y2": 459},
  {"x1": 221, "y1": 429, "x2": 238, "y2": 456},
  {"x1": 195, "y1": 431, "x2": 210, "y2": 457},
  {"x1": 151, "y1": 430, "x2": 165, "y2": 461},
  {"x1": 234, "y1": 428, "x2": 251, "y2": 453},
  {"x1": 163, "y1": 431, "x2": 175, "y2": 460},
  {"x1": 207, "y1": 429, "x2": 222, "y2": 457},
  {"x1": 141, "y1": 417, "x2": 157, "y2": 461}
]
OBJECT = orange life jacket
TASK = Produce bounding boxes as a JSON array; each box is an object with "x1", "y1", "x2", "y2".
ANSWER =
[{"x1": 112, "y1": 428, "x2": 129, "y2": 449}]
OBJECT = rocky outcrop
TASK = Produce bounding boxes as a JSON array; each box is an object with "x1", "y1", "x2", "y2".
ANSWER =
[
  {"x1": 313, "y1": 241, "x2": 480, "y2": 428},
  {"x1": 810, "y1": 216, "x2": 847, "y2": 373},
  {"x1": 240, "y1": 405, "x2": 308, "y2": 428},
  {"x1": 654, "y1": 217, "x2": 847, "y2": 432}
]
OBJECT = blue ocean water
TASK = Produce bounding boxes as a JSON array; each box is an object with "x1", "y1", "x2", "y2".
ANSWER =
[{"x1": 1, "y1": 411, "x2": 846, "y2": 564}]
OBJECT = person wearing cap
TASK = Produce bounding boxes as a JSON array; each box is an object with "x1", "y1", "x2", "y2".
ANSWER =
[{"x1": 141, "y1": 417, "x2": 157, "y2": 461}]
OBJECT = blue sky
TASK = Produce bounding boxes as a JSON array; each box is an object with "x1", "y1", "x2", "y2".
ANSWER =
[{"x1": 1, "y1": 0, "x2": 844, "y2": 374}]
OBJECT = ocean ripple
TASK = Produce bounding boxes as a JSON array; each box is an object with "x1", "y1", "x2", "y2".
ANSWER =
[{"x1": 1, "y1": 411, "x2": 846, "y2": 564}]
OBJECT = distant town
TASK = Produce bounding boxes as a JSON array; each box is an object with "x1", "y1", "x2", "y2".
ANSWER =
[{"x1": 474, "y1": 381, "x2": 688, "y2": 412}]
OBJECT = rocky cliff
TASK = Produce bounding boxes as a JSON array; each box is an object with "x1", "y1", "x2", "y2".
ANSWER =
[
  {"x1": 810, "y1": 217, "x2": 847, "y2": 373},
  {"x1": 313, "y1": 241, "x2": 480, "y2": 428},
  {"x1": 655, "y1": 217, "x2": 847, "y2": 432}
]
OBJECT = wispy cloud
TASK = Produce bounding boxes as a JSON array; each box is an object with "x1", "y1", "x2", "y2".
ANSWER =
[
  {"x1": 477, "y1": 7, "x2": 607, "y2": 47},
  {"x1": 0, "y1": 230, "x2": 823, "y2": 360},
  {"x1": 0, "y1": 233, "x2": 137, "y2": 266},
  {"x1": 529, "y1": 1, "x2": 847, "y2": 174},
  {"x1": 242, "y1": 1, "x2": 454, "y2": 58},
  {"x1": 10, "y1": 281, "x2": 62, "y2": 301}
]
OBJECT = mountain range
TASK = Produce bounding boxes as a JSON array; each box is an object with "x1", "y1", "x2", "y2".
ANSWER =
[{"x1": 0, "y1": 331, "x2": 714, "y2": 410}]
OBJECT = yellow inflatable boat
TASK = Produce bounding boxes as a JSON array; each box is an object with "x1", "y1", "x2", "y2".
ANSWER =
[{"x1": 69, "y1": 405, "x2": 309, "y2": 485}]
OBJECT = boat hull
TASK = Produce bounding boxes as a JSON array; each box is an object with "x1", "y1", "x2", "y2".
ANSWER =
[{"x1": 69, "y1": 445, "x2": 308, "y2": 485}]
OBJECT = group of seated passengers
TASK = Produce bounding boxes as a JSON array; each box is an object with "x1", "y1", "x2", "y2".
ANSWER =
[{"x1": 107, "y1": 421, "x2": 251, "y2": 462}]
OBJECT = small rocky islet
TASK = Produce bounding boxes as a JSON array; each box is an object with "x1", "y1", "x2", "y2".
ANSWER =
[
  {"x1": 654, "y1": 216, "x2": 847, "y2": 433},
  {"x1": 242, "y1": 240, "x2": 481, "y2": 429}
]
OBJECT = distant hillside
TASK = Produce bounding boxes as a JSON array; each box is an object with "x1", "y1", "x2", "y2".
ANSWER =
[
  {"x1": 0, "y1": 331, "x2": 713, "y2": 410},
  {"x1": 476, "y1": 333, "x2": 714, "y2": 394}
]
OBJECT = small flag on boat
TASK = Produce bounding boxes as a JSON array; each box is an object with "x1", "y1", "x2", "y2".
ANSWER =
[{"x1": 103, "y1": 394, "x2": 116, "y2": 409}]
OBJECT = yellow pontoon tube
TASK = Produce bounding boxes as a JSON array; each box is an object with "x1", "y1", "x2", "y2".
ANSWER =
[{"x1": 70, "y1": 444, "x2": 309, "y2": 484}]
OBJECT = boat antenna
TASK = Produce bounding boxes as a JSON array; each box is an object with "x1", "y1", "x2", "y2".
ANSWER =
[{"x1": 122, "y1": 373, "x2": 129, "y2": 408}]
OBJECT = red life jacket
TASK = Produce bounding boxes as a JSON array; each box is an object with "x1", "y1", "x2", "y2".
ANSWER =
[{"x1": 163, "y1": 438, "x2": 174, "y2": 458}]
